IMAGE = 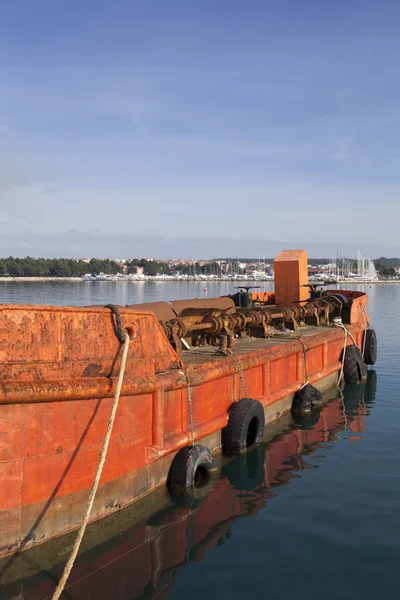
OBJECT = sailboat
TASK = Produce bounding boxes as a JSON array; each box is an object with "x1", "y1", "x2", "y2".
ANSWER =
[{"x1": 348, "y1": 251, "x2": 378, "y2": 280}]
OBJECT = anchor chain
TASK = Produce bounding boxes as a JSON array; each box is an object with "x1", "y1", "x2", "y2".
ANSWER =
[
  {"x1": 182, "y1": 370, "x2": 195, "y2": 447},
  {"x1": 227, "y1": 349, "x2": 248, "y2": 400}
]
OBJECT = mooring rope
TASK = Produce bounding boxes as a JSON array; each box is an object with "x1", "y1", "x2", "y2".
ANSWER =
[
  {"x1": 182, "y1": 370, "x2": 195, "y2": 447},
  {"x1": 333, "y1": 319, "x2": 349, "y2": 386},
  {"x1": 226, "y1": 349, "x2": 248, "y2": 400},
  {"x1": 51, "y1": 331, "x2": 130, "y2": 600},
  {"x1": 296, "y1": 337, "x2": 309, "y2": 387},
  {"x1": 360, "y1": 303, "x2": 368, "y2": 357}
]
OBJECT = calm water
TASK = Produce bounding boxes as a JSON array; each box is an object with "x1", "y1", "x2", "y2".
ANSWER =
[
  {"x1": 0, "y1": 282, "x2": 399, "y2": 600},
  {"x1": 0, "y1": 279, "x2": 273, "y2": 306}
]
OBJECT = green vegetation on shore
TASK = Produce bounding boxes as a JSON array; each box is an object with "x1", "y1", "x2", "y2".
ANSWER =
[
  {"x1": 0, "y1": 257, "x2": 121, "y2": 277},
  {"x1": 0, "y1": 257, "x2": 226, "y2": 277},
  {"x1": 127, "y1": 259, "x2": 224, "y2": 276},
  {"x1": 0, "y1": 256, "x2": 398, "y2": 278},
  {"x1": 373, "y1": 258, "x2": 398, "y2": 277}
]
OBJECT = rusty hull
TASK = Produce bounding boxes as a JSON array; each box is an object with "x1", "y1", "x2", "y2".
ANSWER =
[
  {"x1": 0, "y1": 292, "x2": 369, "y2": 558},
  {"x1": 0, "y1": 387, "x2": 372, "y2": 595}
]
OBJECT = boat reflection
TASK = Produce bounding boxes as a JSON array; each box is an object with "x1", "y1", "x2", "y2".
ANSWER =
[{"x1": 1, "y1": 372, "x2": 377, "y2": 600}]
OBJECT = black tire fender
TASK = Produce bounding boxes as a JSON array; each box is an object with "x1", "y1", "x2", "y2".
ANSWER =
[
  {"x1": 222, "y1": 398, "x2": 265, "y2": 455},
  {"x1": 343, "y1": 344, "x2": 367, "y2": 384},
  {"x1": 291, "y1": 382, "x2": 323, "y2": 414},
  {"x1": 363, "y1": 329, "x2": 377, "y2": 365},
  {"x1": 168, "y1": 445, "x2": 218, "y2": 499}
]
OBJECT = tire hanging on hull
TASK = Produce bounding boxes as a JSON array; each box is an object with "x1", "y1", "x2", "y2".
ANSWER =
[
  {"x1": 167, "y1": 445, "x2": 218, "y2": 500},
  {"x1": 222, "y1": 398, "x2": 265, "y2": 455},
  {"x1": 363, "y1": 329, "x2": 378, "y2": 365},
  {"x1": 343, "y1": 344, "x2": 368, "y2": 384},
  {"x1": 292, "y1": 382, "x2": 323, "y2": 415}
]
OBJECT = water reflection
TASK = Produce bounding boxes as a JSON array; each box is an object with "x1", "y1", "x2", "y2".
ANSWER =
[{"x1": 0, "y1": 373, "x2": 377, "y2": 600}]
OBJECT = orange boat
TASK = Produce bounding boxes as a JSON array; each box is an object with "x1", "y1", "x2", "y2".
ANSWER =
[
  {"x1": 0, "y1": 375, "x2": 376, "y2": 598},
  {"x1": 0, "y1": 250, "x2": 377, "y2": 562}
]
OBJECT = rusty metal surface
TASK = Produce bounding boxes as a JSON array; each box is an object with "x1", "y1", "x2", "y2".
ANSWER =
[
  {"x1": 200, "y1": 297, "x2": 235, "y2": 310},
  {"x1": 160, "y1": 296, "x2": 342, "y2": 349},
  {"x1": 251, "y1": 291, "x2": 275, "y2": 304},
  {"x1": 125, "y1": 301, "x2": 176, "y2": 322},
  {"x1": 170, "y1": 298, "x2": 205, "y2": 314},
  {"x1": 0, "y1": 304, "x2": 181, "y2": 383},
  {"x1": 0, "y1": 390, "x2": 369, "y2": 589},
  {"x1": 274, "y1": 248, "x2": 309, "y2": 307},
  {"x1": 0, "y1": 291, "x2": 370, "y2": 559}
]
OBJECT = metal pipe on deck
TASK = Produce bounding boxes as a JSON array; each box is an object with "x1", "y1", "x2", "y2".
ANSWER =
[{"x1": 160, "y1": 297, "x2": 339, "y2": 348}]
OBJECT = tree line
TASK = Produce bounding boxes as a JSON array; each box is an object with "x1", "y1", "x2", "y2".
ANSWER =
[
  {"x1": 374, "y1": 257, "x2": 399, "y2": 275},
  {"x1": 374, "y1": 262, "x2": 397, "y2": 277},
  {"x1": 126, "y1": 259, "x2": 225, "y2": 276},
  {"x1": 1, "y1": 256, "x2": 399, "y2": 278},
  {"x1": 0, "y1": 257, "x2": 233, "y2": 278},
  {"x1": 0, "y1": 257, "x2": 122, "y2": 277}
]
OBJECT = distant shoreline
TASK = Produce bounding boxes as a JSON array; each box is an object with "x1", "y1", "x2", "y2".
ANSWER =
[
  {"x1": 0, "y1": 277, "x2": 399, "y2": 284},
  {"x1": 0, "y1": 277, "x2": 82, "y2": 282}
]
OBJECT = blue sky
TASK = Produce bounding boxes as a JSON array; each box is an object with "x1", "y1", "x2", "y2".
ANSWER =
[{"x1": 1, "y1": 0, "x2": 399, "y2": 258}]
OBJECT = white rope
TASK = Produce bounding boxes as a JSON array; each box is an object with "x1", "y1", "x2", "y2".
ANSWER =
[
  {"x1": 333, "y1": 320, "x2": 349, "y2": 386},
  {"x1": 360, "y1": 304, "x2": 368, "y2": 357},
  {"x1": 51, "y1": 332, "x2": 131, "y2": 600}
]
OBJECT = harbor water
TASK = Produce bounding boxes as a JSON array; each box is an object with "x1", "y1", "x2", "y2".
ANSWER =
[{"x1": 0, "y1": 281, "x2": 399, "y2": 599}]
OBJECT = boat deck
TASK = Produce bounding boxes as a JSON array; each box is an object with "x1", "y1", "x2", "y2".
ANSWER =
[{"x1": 181, "y1": 325, "x2": 327, "y2": 367}]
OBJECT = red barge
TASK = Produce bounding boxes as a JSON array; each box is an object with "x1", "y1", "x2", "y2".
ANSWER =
[
  {"x1": 0, "y1": 376, "x2": 376, "y2": 597},
  {"x1": 0, "y1": 250, "x2": 377, "y2": 563}
]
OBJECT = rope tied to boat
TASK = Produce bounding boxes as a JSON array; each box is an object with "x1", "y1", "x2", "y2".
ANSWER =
[
  {"x1": 104, "y1": 304, "x2": 127, "y2": 343},
  {"x1": 51, "y1": 330, "x2": 131, "y2": 600},
  {"x1": 332, "y1": 317, "x2": 353, "y2": 386},
  {"x1": 360, "y1": 303, "x2": 368, "y2": 357},
  {"x1": 226, "y1": 349, "x2": 248, "y2": 400},
  {"x1": 296, "y1": 337, "x2": 309, "y2": 387},
  {"x1": 181, "y1": 370, "x2": 195, "y2": 448},
  {"x1": 260, "y1": 333, "x2": 310, "y2": 388}
]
